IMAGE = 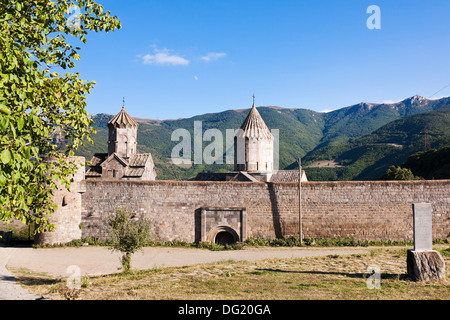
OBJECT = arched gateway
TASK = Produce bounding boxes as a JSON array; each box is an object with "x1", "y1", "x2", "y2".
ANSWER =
[{"x1": 200, "y1": 207, "x2": 247, "y2": 244}]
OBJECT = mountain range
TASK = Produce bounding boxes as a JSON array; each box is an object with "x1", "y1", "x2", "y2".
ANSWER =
[{"x1": 74, "y1": 95, "x2": 450, "y2": 180}]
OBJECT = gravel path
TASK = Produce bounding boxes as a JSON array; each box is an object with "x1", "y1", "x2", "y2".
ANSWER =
[
  {"x1": 1, "y1": 245, "x2": 371, "y2": 300},
  {"x1": 7, "y1": 246, "x2": 373, "y2": 277},
  {"x1": 0, "y1": 248, "x2": 41, "y2": 300}
]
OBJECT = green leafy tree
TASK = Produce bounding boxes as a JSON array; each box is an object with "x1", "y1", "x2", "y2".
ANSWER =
[
  {"x1": 381, "y1": 165, "x2": 421, "y2": 181},
  {"x1": 108, "y1": 208, "x2": 152, "y2": 273},
  {"x1": 0, "y1": 1, "x2": 120, "y2": 232}
]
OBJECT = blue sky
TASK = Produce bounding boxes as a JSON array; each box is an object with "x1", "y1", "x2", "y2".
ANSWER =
[{"x1": 74, "y1": 0, "x2": 450, "y2": 119}]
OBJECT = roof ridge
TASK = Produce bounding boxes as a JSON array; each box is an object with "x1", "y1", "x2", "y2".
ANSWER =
[
  {"x1": 113, "y1": 153, "x2": 129, "y2": 166},
  {"x1": 239, "y1": 106, "x2": 272, "y2": 139},
  {"x1": 108, "y1": 107, "x2": 139, "y2": 127}
]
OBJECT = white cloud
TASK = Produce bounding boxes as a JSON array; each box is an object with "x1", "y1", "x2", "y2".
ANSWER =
[
  {"x1": 194, "y1": 76, "x2": 199, "y2": 81},
  {"x1": 141, "y1": 48, "x2": 189, "y2": 66},
  {"x1": 140, "y1": 47, "x2": 226, "y2": 66},
  {"x1": 200, "y1": 52, "x2": 227, "y2": 62},
  {"x1": 429, "y1": 95, "x2": 447, "y2": 100},
  {"x1": 381, "y1": 100, "x2": 399, "y2": 104}
]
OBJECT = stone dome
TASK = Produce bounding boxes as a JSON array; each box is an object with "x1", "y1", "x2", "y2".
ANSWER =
[
  {"x1": 237, "y1": 102, "x2": 273, "y2": 140},
  {"x1": 108, "y1": 106, "x2": 138, "y2": 128}
]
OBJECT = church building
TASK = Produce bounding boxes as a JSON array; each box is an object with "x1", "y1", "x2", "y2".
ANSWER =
[
  {"x1": 85, "y1": 105, "x2": 157, "y2": 181},
  {"x1": 196, "y1": 97, "x2": 307, "y2": 182}
]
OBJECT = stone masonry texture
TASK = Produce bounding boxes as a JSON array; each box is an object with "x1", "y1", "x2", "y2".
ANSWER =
[{"x1": 79, "y1": 180, "x2": 450, "y2": 243}]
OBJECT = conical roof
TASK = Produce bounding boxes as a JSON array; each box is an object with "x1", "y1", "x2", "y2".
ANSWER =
[
  {"x1": 108, "y1": 106, "x2": 138, "y2": 128},
  {"x1": 238, "y1": 102, "x2": 273, "y2": 139}
]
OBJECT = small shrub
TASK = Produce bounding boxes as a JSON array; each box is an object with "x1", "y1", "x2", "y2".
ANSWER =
[
  {"x1": 81, "y1": 276, "x2": 91, "y2": 289},
  {"x1": 203, "y1": 242, "x2": 225, "y2": 251},
  {"x1": 65, "y1": 239, "x2": 84, "y2": 247},
  {"x1": 108, "y1": 208, "x2": 152, "y2": 273},
  {"x1": 244, "y1": 237, "x2": 423, "y2": 248},
  {"x1": 59, "y1": 287, "x2": 82, "y2": 300},
  {"x1": 224, "y1": 242, "x2": 245, "y2": 250},
  {"x1": 434, "y1": 239, "x2": 450, "y2": 245},
  {"x1": 438, "y1": 247, "x2": 450, "y2": 257}
]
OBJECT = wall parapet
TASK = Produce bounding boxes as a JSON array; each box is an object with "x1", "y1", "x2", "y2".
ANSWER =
[{"x1": 84, "y1": 178, "x2": 450, "y2": 186}]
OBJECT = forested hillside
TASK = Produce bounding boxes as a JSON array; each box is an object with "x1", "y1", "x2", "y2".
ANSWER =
[{"x1": 71, "y1": 95, "x2": 450, "y2": 180}]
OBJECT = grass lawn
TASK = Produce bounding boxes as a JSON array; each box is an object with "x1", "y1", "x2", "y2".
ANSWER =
[{"x1": 10, "y1": 246, "x2": 450, "y2": 300}]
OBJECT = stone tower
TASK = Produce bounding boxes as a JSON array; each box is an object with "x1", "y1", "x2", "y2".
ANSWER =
[
  {"x1": 234, "y1": 98, "x2": 274, "y2": 174},
  {"x1": 107, "y1": 105, "x2": 138, "y2": 158},
  {"x1": 34, "y1": 156, "x2": 86, "y2": 245},
  {"x1": 195, "y1": 96, "x2": 307, "y2": 183}
]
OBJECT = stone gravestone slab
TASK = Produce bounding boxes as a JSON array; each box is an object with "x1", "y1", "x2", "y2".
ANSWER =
[
  {"x1": 407, "y1": 203, "x2": 446, "y2": 282},
  {"x1": 413, "y1": 203, "x2": 432, "y2": 251}
]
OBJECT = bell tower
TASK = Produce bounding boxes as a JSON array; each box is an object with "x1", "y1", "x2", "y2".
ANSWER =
[
  {"x1": 234, "y1": 95, "x2": 274, "y2": 173},
  {"x1": 107, "y1": 101, "x2": 139, "y2": 158}
]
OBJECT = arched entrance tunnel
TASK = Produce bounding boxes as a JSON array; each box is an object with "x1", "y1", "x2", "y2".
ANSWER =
[
  {"x1": 214, "y1": 231, "x2": 237, "y2": 245},
  {"x1": 207, "y1": 225, "x2": 240, "y2": 245}
]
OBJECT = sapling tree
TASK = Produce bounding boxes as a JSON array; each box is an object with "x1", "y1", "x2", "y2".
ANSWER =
[
  {"x1": 108, "y1": 208, "x2": 152, "y2": 273},
  {"x1": 0, "y1": 1, "x2": 121, "y2": 232}
]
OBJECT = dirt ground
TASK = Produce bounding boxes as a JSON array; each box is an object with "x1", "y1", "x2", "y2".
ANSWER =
[{"x1": 4, "y1": 246, "x2": 373, "y2": 277}]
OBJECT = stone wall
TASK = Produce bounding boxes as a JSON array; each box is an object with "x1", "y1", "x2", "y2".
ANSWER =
[{"x1": 80, "y1": 179, "x2": 450, "y2": 243}]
